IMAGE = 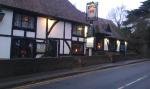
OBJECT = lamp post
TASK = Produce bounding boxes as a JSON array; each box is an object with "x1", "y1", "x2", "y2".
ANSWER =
[{"x1": 86, "y1": 1, "x2": 98, "y2": 56}]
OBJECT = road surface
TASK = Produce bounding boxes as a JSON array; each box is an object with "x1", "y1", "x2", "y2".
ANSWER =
[{"x1": 13, "y1": 61, "x2": 150, "y2": 89}]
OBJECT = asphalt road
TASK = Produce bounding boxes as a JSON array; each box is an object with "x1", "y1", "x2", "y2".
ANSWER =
[{"x1": 13, "y1": 61, "x2": 150, "y2": 89}]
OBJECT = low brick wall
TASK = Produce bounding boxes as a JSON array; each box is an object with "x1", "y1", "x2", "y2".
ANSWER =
[{"x1": 0, "y1": 54, "x2": 144, "y2": 79}]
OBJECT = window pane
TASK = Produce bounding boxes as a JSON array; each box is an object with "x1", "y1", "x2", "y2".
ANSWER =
[
  {"x1": 13, "y1": 13, "x2": 35, "y2": 30},
  {"x1": 73, "y1": 25, "x2": 84, "y2": 36},
  {"x1": 73, "y1": 25, "x2": 77, "y2": 35},
  {"x1": 14, "y1": 14, "x2": 21, "y2": 27},
  {"x1": 72, "y1": 42, "x2": 84, "y2": 55},
  {"x1": 77, "y1": 26, "x2": 84, "y2": 36},
  {"x1": 29, "y1": 17, "x2": 35, "y2": 29},
  {"x1": 11, "y1": 38, "x2": 35, "y2": 58},
  {"x1": 22, "y1": 15, "x2": 29, "y2": 28}
]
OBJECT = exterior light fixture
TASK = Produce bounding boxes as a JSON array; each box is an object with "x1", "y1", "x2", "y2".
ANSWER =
[
  {"x1": 117, "y1": 40, "x2": 120, "y2": 45},
  {"x1": 75, "y1": 48, "x2": 78, "y2": 53},
  {"x1": 125, "y1": 41, "x2": 128, "y2": 46},
  {"x1": 97, "y1": 43, "x2": 101, "y2": 49}
]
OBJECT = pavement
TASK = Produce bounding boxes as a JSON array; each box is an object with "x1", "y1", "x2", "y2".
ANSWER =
[{"x1": 0, "y1": 58, "x2": 149, "y2": 89}]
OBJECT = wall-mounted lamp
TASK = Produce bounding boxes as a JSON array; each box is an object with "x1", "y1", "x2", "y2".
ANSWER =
[
  {"x1": 125, "y1": 41, "x2": 128, "y2": 46},
  {"x1": 75, "y1": 48, "x2": 78, "y2": 53},
  {"x1": 117, "y1": 40, "x2": 120, "y2": 45},
  {"x1": 97, "y1": 43, "x2": 101, "y2": 49}
]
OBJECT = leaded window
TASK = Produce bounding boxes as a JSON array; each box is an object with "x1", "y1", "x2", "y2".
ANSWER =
[
  {"x1": 73, "y1": 25, "x2": 84, "y2": 37},
  {"x1": 14, "y1": 13, "x2": 35, "y2": 31}
]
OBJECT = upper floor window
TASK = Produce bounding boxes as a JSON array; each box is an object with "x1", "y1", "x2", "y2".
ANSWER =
[
  {"x1": 106, "y1": 24, "x2": 111, "y2": 32},
  {"x1": 13, "y1": 13, "x2": 36, "y2": 31},
  {"x1": 73, "y1": 25, "x2": 84, "y2": 37}
]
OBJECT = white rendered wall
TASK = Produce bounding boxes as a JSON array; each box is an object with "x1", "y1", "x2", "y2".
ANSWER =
[
  {"x1": 104, "y1": 38, "x2": 109, "y2": 51},
  {"x1": 116, "y1": 40, "x2": 121, "y2": 52},
  {"x1": 48, "y1": 21, "x2": 64, "y2": 38},
  {"x1": 0, "y1": 37, "x2": 11, "y2": 59},
  {"x1": 65, "y1": 22, "x2": 71, "y2": 39},
  {"x1": 37, "y1": 17, "x2": 46, "y2": 39},
  {"x1": 59, "y1": 40, "x2": 63, "y2": 54},
  {"x1": 48, "y1": 19, "x2": 56, "y2": 31},
  {"x1": 64, "y1": 41, "x2": 71, "y2": 54},
  {"x1": 79, "y1": 38, "x2": 84, "y2": 42},
  {"x1": 72, "y1": 37, "x2": 77, "y2": 41},
  {"x1": 0, "y1": 9, "x2": 13, "y2": 35},
  {"x1": 64, "y1": 42, "x2": 69, "y2": 54},
  {"x1": 13, "y1": 30, "x2": 24, "y2": 36},
  {"x1": 84, "y1": 26, "x2": 88, "y2": 37},
  {"x1": 26, "y1": 32, "x2": 35, "y2": 38}
]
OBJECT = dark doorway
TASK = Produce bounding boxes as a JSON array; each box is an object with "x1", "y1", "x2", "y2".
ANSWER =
[{"x1": 46, "y1": 39, "x2": 58, "y2": 57}]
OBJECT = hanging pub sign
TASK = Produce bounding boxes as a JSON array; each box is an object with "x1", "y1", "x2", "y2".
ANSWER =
[{"x1": 86, "y1": 2, "x2": 98, "y2": 21}]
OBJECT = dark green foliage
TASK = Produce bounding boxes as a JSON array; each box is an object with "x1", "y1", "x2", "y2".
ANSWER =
[{"x1": 124, "y1": 0, "x2": 150, "y2": 57}]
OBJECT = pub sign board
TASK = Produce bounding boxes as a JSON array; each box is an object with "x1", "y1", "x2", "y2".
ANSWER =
[{"x1": 86, "y1": 2, "x2": 98, "y2": 21}]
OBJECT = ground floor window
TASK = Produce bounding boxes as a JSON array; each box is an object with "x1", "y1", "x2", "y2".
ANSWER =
[
  {"x1": 95, "y1": 38, "x2": 104, "y2": 51},
  {"x1": 120, "y1": 41, "x2": 125, "y2": 52},
  {"x1": 109, "y1": 39, "x2": 117, "y2": 52},
  {"x1": 11, "y1": 38, "x2": 35, "y2": 58},
  {"x1": 72, "y1": 42, "x2": 84, "y2": 55}
]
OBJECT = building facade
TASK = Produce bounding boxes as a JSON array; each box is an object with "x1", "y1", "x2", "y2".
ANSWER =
[
  {"x1": 93, "y1": 18, "x2": 127, "y2": 54},
  {"x1": 0, "y1": 0, "x2": 89, "y2": 59},
  {"x1": 0, "y1": 0, "x2": 127, "y2": 59}
]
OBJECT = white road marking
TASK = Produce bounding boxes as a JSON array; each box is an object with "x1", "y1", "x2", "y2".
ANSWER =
[{"x1": 118, "y1": 75, "x2": 148, "y2": 89}]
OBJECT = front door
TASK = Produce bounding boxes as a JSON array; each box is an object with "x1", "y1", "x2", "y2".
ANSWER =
[{"x1": 46, "y1": 39, "x2": 57, "y2": 57}]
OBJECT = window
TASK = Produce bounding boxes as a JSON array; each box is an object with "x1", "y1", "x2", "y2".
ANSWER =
[
  {"x1": 72, "y1": 42, "x2": 84, "y2": 55},
  {"x1": 120, "y1": 41, "x2": 125, "y2": 52},
  {"x1": 109, "y1": 40, "x2": 117, "y2": 52},
  {"x1": 11, "y1": 38, "x2": 36, "y2": 58},
  {"x1": 95, "y1": 38, "x2": 104, "y2": 51},
  {"x1": 73, "y1": 25, "x2": 84, "y2": 36},
  {"x1": 14, "y1": 13, "x2": 36, "y2": 31}
]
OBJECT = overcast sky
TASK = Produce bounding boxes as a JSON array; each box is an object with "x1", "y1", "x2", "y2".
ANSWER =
[{"x1": 68, "y1": 0, "x2": 146, "y2": 19}]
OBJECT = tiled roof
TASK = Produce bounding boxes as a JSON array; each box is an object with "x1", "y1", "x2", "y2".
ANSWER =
[
  {"x1": 94, "y1": 18, "x2": 125, "y2": 40},
  {"x1": 0, "y1": 0, "x2": 88, "y2": 24},
  {"x1": 0, "y1": 0, "x2": 125, "y2": 40}
]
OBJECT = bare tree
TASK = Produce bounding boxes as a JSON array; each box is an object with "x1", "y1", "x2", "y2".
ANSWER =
[{"x1": 108, "y1": 5, "x2": 127, "y2": 29}]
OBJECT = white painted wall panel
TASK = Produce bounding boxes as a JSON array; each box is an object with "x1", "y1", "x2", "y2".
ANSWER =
[
  {"x1": 67, "y1": 41, "x2": 71, "y2": 48},
  {"x1": 13, "y1": 30, "x2": 24, "y2": 36},
  {"x1": 0, "y1": 9, "x2": 13, "y2": 35},
  {"x1": 0, "y1": 37, "x2": 11, "y2": 59},
  {"x1": 48, "y1": 19, "x2": 56, "y2": 31},
  {"x1": 49, "y1": 21, "x2": 64, "y2": 38},
  {"x1": 65, "y1": 22, "x2": 71, "y2": 39},
  {"x1": 79, "y1": 38, "x2": 84, "y2": 42},
  {"x1": 104, "y1": 38, "x2": 109, "y2": 51},
  {"x1": 26, "y1": 32, "x2": 35, "y2": 38},
  {"x1": 36, "y1": 40, "x2": 45, "y2": 43},
  {"x1": 116, "y1": 40, "x2": 120, "y2": 52},
  {"x1": 64, "y1": 41, "x2": 71, "y2": 54},
  {"x1": 84, "y1": 26, "x2": 88, "y2": 37},
  {"x1": 72, "y1": 37, "x2": 77, "y2": 41},
  {"x1": 64, "y1": 42, "x2": 70, "y2": 54},
  {"x1": 59, "y1": 40, "x2": 63, "y2": 54},
  {"x1": 37, "y1": 17, "x2": 46, "y2": 39}
]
